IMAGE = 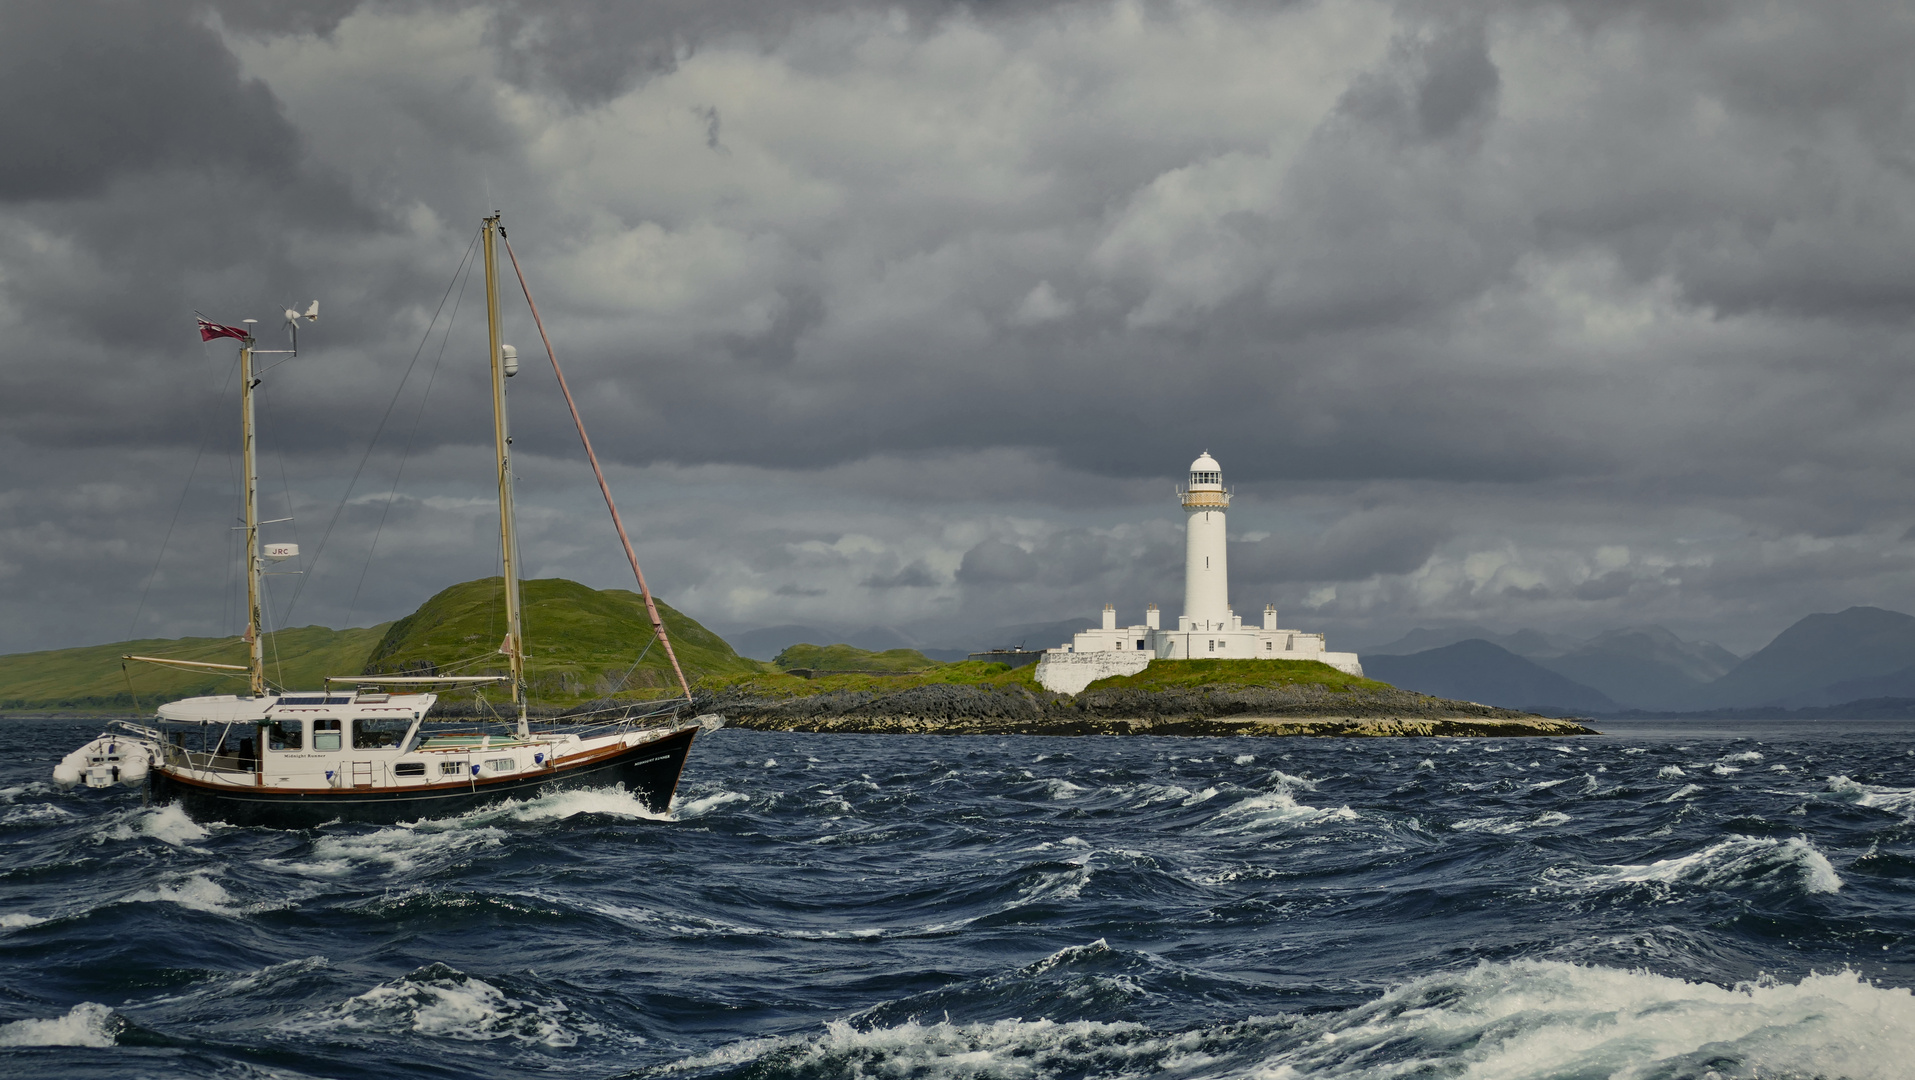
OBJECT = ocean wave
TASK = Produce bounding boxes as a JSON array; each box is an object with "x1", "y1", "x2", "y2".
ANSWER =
[
  {"x1": 305, "y1": 963, "x2": 600, "y2": 1048},
  {"x1": 1206, "y1": 788, "x2": 1355, "y2": 833},
  {"x1": 0, "y1": 1002, "x2": 121, "y2": 1048},
  {"x1": 653, "y1": 961, "x2": 1915, "y2": 1080},
  {"x1": 276, "y1": 824, "x2": 507, "y2": 878},
  {"x1": 1553, "y1": 836, "x2": 1842, "y2": 895},
  {"x1": 674, "y1": 790, "x2": 752, "y2": 819},
  {"x1": 97, "y1": 802, "x2": 210, "y2": 846},
  {"x1": 1828, "y1": 775, "x2": 1915, "y2": 815}
]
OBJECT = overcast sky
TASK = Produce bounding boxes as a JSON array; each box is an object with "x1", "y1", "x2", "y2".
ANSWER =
[{"x1": 5, "y1": 0, "x2": 1915, "y2": 658}]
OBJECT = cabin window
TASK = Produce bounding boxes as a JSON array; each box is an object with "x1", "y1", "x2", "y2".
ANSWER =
[
  {"x1": 266, "y1": 720, "x2": 303, "y2": 751},
  {"x1": 485, "y1": 758, "x2": 516, "y2": 772},
  {"x1": 440, "y1": 760, "x2": 466, "y2": 776},
  {"x1": 393, "y1": 762, "x2": 426, "y2": 777},
  {"x1": 353, "y1": 717, "x2": 411, "y2": 750},
  {"x1": 313, "y1": 718, "x2": 342, "y2": 751}
]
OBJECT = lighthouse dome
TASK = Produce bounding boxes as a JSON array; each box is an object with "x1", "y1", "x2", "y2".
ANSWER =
[{"x1": 1188, "y1": 452, "x2": 1222, "y2": 489}]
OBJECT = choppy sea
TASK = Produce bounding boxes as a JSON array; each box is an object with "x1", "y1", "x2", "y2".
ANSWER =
[{"x1": 4, "y1": 717, "x2": 1915, "y2": 1079}]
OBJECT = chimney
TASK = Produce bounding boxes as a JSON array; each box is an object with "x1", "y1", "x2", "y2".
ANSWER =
[
  {"x1": 1102, "y1": 603, "x2": 1116, "y2": 631},
  {"x1": 1146, "y1": 603, "x2": 1160, "y2": 630},
  {"x1": 1263, "y1": 603, "x2": 1277, "y2": 630}
]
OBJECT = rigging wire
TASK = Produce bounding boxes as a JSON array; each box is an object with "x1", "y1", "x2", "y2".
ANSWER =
[
  {"x1": 281, "y1": 227, "x2": 484, "y2": 626},
  {"x1": 499, "y1": 232, "x2": 695, "y2": 703},
  {"x1": 345, "y1": 246, "x2": 478, "y2": 626}
]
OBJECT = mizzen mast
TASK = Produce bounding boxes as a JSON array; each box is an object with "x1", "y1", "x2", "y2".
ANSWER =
[{"x1": 482, "y1": 214, "x2": 530, "y2": 737}]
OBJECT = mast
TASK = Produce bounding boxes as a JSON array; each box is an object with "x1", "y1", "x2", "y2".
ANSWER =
[
  {"x1": 483, "y1": 215, "x2": 529, "y2": 737},
  {"x1": 239, "y1": 329, "x2": 267, "y2": 697}
]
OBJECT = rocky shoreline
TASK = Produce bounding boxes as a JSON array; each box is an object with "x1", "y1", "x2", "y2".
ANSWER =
[{"x1": 695, "y1": 681, "x2": 1597, "y2": 737}]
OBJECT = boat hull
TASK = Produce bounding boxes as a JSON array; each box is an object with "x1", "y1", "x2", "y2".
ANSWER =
[{"x1": 148, "y1": 727, "x2": 696, "y2": 829}]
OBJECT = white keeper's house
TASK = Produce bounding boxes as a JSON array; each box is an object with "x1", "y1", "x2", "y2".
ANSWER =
[{"x1": 1035, "y1": 452, "x2": 1364, "y2": 693}]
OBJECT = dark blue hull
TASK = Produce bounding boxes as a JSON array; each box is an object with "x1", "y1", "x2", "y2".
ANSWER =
[{"x1": 148, "y1": 727, "x2": 696, "y2": 828}]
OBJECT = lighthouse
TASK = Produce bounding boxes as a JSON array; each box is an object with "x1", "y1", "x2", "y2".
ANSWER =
[
  {"x1": 1034, "y1": 451, "x2": 1364, "y2": 693},
  {"x1": 1180, "y1": 452, "x2": 1230, "y2": 632}
]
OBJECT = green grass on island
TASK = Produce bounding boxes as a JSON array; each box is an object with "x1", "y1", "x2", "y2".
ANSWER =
[
  {"x1": 0, "y1": 624, "x2": 392, "y2": 712},
  {"x1": 0, "y1": 577, "x2": 762, "y2": 713},
  {"x1": 1080, "y1": 658, "x2": 1392, "y2": 694},
  {"x1": 362, "y1": 577, "x2": 763, "y2": 704},
  {"x1": 702, "y1": 649, "x2": 1383, "y2": 700},
  {"x1": 702, "y1": 660, "x2": 1044, "y2": 699},
  {"x1": 772, "y1": 643, "x2": 939, "y2": 672}
]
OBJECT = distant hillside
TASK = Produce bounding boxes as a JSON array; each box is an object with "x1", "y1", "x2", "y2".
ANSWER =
[
  {"x1": 1363, "y1": 640, "x2": 1619, "y2": 715},
  {"x1": 363, "y1": 577, "x2": 763, "y2": 702},
  {"x1": 1705, "y1": 606, "x2": 1915, "y2": 707},
  {"x1": 0, "y1": 624, "x2": 390, "y2": 712},
  {"x1": 1363, "y1": 625, "x2": 1574, "y2": 658},
  {"x1": 1534, "y1": 626, "x2": 1739, "y2": 711},
  {"x1": 772, "y1": 644, "x2": 938, "y2": 672}
]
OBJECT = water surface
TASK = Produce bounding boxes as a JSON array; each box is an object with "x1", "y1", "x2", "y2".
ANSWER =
[{"x1": 3, "y1": 717, "x2": 1913, "y2": 1077}]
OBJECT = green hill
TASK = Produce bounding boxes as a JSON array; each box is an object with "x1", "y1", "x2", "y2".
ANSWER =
[
  {"x1": 1083, "y1": 658, "x2": 1390, "y2": 694},
  {"x1": 772, "y1": 643, "x2": 938, "y2": 672},
  {"x1": 0, "y1": 624, "x2": 391, "y2": 712},
  {"x1": 361, "y1": 577, "x2": 764, "y2": 704},
  {"x1": 0, "y1": 577, "x2": 761, "y2": 713}
]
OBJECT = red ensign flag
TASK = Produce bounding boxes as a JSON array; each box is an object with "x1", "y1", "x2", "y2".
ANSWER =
[{"x1": 197, "y1": 318, "x2": 249, "y2": 342}]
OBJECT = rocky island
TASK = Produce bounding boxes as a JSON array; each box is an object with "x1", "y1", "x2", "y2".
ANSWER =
[{"x1": 698, "y1": 656, "x2": 1596, "y2": 738}]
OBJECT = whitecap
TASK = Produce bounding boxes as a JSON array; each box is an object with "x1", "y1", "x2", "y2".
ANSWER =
[
  {"x1": 1233, "y1": 754, "x2": 1255, "y2": 765},
  {"x1": 1828, "y1": 775, "x2": 1915, "y2": 815},
  {"x1": 1662, "y1": 783, "x2": 1703, "y2": 802},
  {"x1": 306, "y1": 964, "x2": 596, "y2": 1047},
  {"x1": 1658, "y1": 765, "x2": 1686, "y2": 779},
  {"x1": 0, "y1": 1002, "x2": 118, "y2": 1048},
  {"x1": 658, "y1": 961, "x2": 1915, "y2": 1080},
  {"x1": 128, "y1": 874, "x2": 231, "y2": 911},
  {"x1": 1560, "y1": 836, "x2": 1841, "y2": 895},
  {"x1": 0, "y1": 913, "x2": 47, "y2": 930},
  {"x1": 673, "y1": 790, "x2": 751, "y2": 819},
  {"x1": 1263, "y1": 961, "x2": 1915, "y2": 1079}
]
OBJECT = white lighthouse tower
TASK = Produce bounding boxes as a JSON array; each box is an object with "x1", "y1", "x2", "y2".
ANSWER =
[
  {"x1": 1036, "y1": 451, "x2": 1364, "y2": 692},
  {"x1": 1180, "y1": 452, "x2": 1230, "y2": 632}
]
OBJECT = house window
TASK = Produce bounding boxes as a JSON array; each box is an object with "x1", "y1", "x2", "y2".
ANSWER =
[
  {"x1": 1265, "y1": 641, "x2": 1272, "y2": 651},
  {"x1": 1136, "y1": 640, "x2": 1146, "y2": 650},
  {"x1": 1208, "y1": 639, "x2": 1215, "y2": 652}
]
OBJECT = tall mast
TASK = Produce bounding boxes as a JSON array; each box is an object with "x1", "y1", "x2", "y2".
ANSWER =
[
  {"x1": 483, "y1": 215, "x2": 529, "y2": 736},
  {"x1": 239, "y1": 330, "x2": 267, "y2": 697}
]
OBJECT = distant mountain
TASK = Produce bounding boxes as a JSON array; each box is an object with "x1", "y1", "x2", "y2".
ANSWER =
[
  {"x1": 1364, "y1": 640, "x2": 1620, "y2": 715},
  {"x1": 1362, "y1": 626, "x2": 1576, "y2": 658},
  {"x1": 1535, "y1": 626, "x2": 1740, "y2": 711},
  {"x1": 1706, "y1": 606, "x2": 1915, "y2": 707}
]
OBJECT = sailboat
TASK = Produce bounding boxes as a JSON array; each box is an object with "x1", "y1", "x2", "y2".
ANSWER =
[{"x1": 52, "y1": 215, "x2": 708, "y2": 828}]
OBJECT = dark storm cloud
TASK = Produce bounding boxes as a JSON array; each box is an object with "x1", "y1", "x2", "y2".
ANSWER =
[
  {"x1": 1231, "y1": 510, "x2": 1453, "y2": 584},
  {"x1": 0, "y1": 0, "x2": 298, "y2": 201},
  {"x1": 9, "y1": 0, "x2": 1915, "y2": 655}
]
